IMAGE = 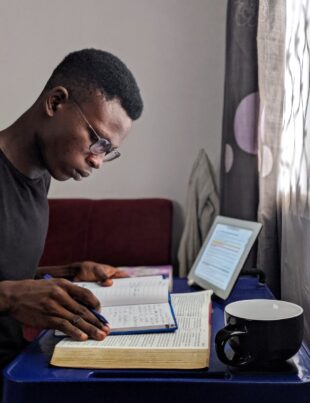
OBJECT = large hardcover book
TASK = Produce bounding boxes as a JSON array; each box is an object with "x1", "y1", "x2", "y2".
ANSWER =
[{"x1": 51, "y1": 290, "x2": 212, "y2": 369}]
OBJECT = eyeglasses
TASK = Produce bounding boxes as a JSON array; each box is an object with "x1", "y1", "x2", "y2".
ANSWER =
[{"x1": 72, "y1": 101, "x2": 121, "y2": 162}]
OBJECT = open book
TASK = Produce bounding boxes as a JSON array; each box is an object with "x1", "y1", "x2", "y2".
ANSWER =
[
  {"x1": 51, "y1": 290, "x2": 213, "y2": 369},
  {"x1": 72, "y1": 276, "x2": 177, "y2": 334}
]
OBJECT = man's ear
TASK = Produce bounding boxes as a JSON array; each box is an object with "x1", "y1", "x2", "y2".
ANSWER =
[{"x1": 45, "y1": 86, "x2": 69, "y2": 117}]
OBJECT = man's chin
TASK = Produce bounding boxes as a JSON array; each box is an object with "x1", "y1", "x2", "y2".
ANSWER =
[
  {"x1": 49, "y1": 170, "x2": 71, "y2": 181},
  {"x1": 49, "y1": 168, "x2": 84, "y2": 182}
]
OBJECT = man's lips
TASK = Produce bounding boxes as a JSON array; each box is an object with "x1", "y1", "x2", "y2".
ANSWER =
[
  {"x1": 79, "y1": 170, "x2": 90, "y2": 178},
  {"x1": 73, "y1": 170, "x2": 90, "y2": 181}
]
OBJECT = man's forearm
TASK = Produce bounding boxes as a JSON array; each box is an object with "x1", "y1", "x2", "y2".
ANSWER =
[
  {"x1": 0, "y1": 281, "x2": 15, "y2": 314},
  {"x1": 35, "y1": 264, "x2": 78, "y2": 279}
]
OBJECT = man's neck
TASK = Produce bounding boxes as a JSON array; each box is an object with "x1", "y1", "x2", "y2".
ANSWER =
[{"x1": 0, "y1": 106, "x2": 47, "y2": 179}]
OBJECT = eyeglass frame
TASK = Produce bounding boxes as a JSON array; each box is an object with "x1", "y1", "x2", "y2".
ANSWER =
[{"x1": 71, "y1": 100, "x2": 121, "y2": 162}]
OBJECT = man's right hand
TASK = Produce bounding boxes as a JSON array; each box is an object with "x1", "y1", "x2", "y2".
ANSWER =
[{"x1": 0, "y1": 278, "x2": 110, "y2": 341}]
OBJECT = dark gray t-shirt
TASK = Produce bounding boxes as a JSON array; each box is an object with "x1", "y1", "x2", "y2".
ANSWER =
[{"x1": 0, "y1": 149, "x2": 50, "y2": 367}]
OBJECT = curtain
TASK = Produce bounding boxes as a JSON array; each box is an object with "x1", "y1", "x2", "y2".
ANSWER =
[
  {"x1": 220, "y1": 0, "x2": 310, "y2": 347},
  {"x1": 257, "y1": 0, "x2": 310, "y2": 347},
  {"x1": 220, "y1": 0, "x2": 260, "y2": 271},
  {"x1": 256, "y1": 0, "x2": 285, "y2": 297},
  {"x1": 279, "y1": 0, "x2": 310, "y2": 350}
]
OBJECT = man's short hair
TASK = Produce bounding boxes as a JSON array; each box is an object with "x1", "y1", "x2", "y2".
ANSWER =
[{"x1": 44, "y1": 48, "x2": 143, "y2": 120}]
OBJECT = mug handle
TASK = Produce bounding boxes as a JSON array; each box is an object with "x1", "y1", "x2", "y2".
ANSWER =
[{"x1": 215, "y1": 326, "x2": 253, "y2": 366}]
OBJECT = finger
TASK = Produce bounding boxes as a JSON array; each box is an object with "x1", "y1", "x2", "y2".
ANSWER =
[
  {"x1": 50, "y1": 316, "x2": 110, "y2": 341},
  {"x1": 98, "y1": 269, "x2": 129, "y2": 286},
  {"x1": 59, "y1": 280, "x2": 101, "y2": 310},
  {"x1": 53, "y1": 317, "x2": 88, "y2": 341},
  {"x1": 69, "y1": 316, "x2": 110, "y2": 340},
  {"x1": 63, "y1": 298, "x2": 110, "y2": 331},
  {"x1": 47, "y1": 280, "x2": 108, "y2": 329},
  {"x1": 45, "y1": 287, "x2": 108, "y2": 338},
  {"x1": 66, "y1": 316, "x2": 110, "y2": 340},
  {"x1": 112, "y1": 270, "x2": 129, "y2": 278},
  {"x1": 99, "y1": 278, "x2": 114, "y2": 287},
  {"x1": 47, "y1": 279, "x2": 111, "y2": 339},
  {"x1": 45, "y1": 299, "x2": 110, "y2": 340},
  {"x1": 94, "y1": 265, "x2": 117, "y2": 281}
]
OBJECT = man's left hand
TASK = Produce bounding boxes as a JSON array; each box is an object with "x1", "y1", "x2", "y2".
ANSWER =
[{"x1": 71, "y1": 261, "x2": 128, "y2": 286}]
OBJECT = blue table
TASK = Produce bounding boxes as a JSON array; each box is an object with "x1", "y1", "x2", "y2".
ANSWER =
[{"x1": 3, "y1": 276, "x2": 310, "y2": 403}]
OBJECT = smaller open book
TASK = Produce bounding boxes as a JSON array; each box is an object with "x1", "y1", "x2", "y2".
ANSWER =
[{"x1": 74, "y1": 276, "x2": 177, "y2": 334}]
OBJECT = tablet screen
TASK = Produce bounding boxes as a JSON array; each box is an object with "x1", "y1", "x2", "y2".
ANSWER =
[{"x1": 187, "y1": 216, "x2": 262, "y2": 299}]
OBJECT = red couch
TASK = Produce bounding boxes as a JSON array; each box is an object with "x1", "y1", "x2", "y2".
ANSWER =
[{"x1": 39, "y1": 198, "x2": 173, "y2": 267}]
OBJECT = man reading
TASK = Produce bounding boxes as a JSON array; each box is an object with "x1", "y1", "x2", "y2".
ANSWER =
[{"x1": 0, "y1": 48, "x2": 143, "y2": 371}]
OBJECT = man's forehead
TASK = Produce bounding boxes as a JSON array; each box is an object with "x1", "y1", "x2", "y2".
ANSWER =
[{"x1": 85, "y1": 93, "x2": 128, "y2": 120}]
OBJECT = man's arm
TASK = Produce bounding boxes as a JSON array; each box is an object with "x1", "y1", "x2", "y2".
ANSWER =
[
  {"x1": 36, "y1": 261, "x2": 128, "y2": 286},
  {"x1": 36, "y1": 265, "x2": 77, "y2": 279},
  {"x1": 0, "y1": 279, "x2": 110, "y2": 341}
]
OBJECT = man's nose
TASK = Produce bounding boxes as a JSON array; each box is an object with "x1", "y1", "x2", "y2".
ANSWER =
[{"x1": 87, "y1": 153, "x2": 104, "y2": 169}]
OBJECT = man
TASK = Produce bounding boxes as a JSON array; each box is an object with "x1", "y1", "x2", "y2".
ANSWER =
[{"x1": 0, "y1": 48, "x2": 143, "y2": 369}]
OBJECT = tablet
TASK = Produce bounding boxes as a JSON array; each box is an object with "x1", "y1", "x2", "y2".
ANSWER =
[{"x1": 187, "y1": 216, "x2": 262, "y2": 300}]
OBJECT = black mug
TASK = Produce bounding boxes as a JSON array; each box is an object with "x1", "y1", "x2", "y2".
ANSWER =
[{"x1": 215, "y1": 299, "x2": 304, "y2": 367}]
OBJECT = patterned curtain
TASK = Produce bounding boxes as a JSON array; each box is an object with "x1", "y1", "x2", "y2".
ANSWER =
[{"x1": 220, "y1": 0, "x2": 260, "y2": 270}]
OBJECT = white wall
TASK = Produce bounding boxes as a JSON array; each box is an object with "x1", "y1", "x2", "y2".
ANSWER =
[{"x1": 0, "y1": 0, "x2": 226, "y2": 260}]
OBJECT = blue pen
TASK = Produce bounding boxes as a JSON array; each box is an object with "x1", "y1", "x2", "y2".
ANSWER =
[
  {"x1": 88, "y1": 307, "x2": 109, "y2": 326},
  {"x1": 43, "y1": 274, "x2": 109, "y2": 326}
]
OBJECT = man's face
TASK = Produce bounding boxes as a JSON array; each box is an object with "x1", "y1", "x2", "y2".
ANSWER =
[{"x1": 40, "y1": 93, "x2": 132, "y2": 181}]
